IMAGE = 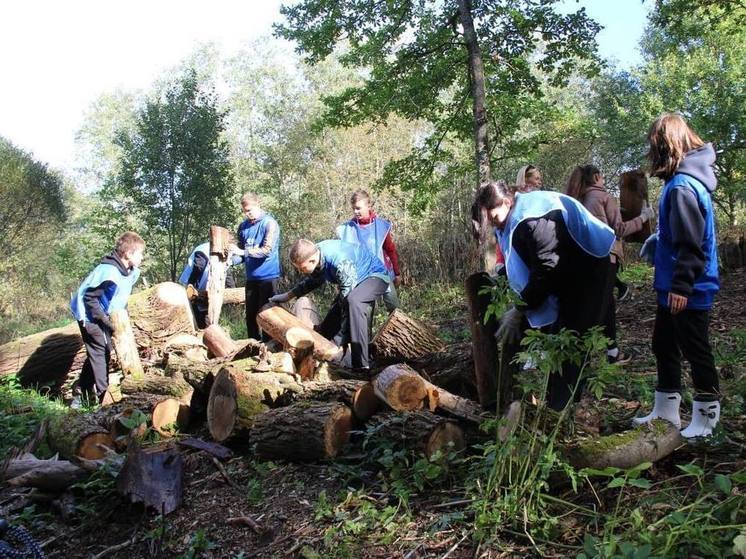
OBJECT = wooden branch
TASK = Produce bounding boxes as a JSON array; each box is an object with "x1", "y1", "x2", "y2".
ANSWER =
[{"x1": 110, "y1": 309, "x2": 144, "y2": 378}]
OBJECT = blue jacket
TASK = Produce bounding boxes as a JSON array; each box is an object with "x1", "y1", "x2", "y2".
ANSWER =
[
  {"x1": 291, "y1": 239, "x2": 389, "y2": 299},
  {"x1": 337, "y1": 216, "x2": 394, "y2": 278},
  {"x1": 236, "y1": 213, "x2": 281, "y2": 281},
  {"x1": 71, "y1": 252, "x2": 140, "y2": 327},
  {"x1": 654, "y1": 143, "x2": 719, "y2": 309},
  {"x1": 178, "y1": 242, "x2": 211, "y2": 291},
  {"x1": 498, "y1": 191, "x2": 615, "y2": 327}
]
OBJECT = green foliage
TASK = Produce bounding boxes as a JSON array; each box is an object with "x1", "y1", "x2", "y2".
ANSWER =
[
  {"x1": 115, "y1": 68, "x2": 236, "y2": 280},
  {"x1": 177, "y1": 529, "x2": 216, "y2": 559}
]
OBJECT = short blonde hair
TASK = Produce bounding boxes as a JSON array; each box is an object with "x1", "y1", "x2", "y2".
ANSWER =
[
  {"x1": 115, "y1": 231, "x2": 145, "y2": 257},
  {"x1": 241, "y1": 192, "x2": 260, "y2": 206},
  {"x1": 289, "y1": 239, "x2": 317, "y2": 264}
]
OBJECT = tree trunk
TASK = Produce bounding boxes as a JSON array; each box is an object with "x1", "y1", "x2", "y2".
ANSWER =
[
  {"x1": 257, "y1": 305, "x2": 341, "y2": 361},
  {"x1": 367, "y1": 411, "x2": 465, "y2": 459},
  {"x1": 372, "y1": 363, "x2": 428, "y2": 411},
  {"x1": 250, "y1": 402, "x2": 353, "y2": 461},
  {"x1": 207, "y1": 365, "x2": 303, "y2": 442},
  {"x1": 295, "y1": 379, "x2": 381, "y2": 421},
  {"x1": 110, "y1": 309, "x2": 144, "y2": 378},
  {"x1": 47, "y1": 412, "x2": 115, "y2": 460},
  {"x1": 116, "y1": 443, "x2": 183, "y2": 515},
  {"x1": 203, "y1": 324, "x2": 238, "y2": 358},
  {"x1": 371, "y1": 309, "x2": 445, "y2": 362},
  {"x1": 464, "y1": 272, "x2": 500, "y2": 409},
  {"x1": 120, "y1": 372, "x2": 194, "y2": 405}
]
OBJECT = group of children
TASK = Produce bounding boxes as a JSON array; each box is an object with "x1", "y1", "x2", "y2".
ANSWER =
[
  {"x1": 71, "y1": 112, "x2": 721, "y2": 440},
  {"x1": 472, "y1": 112, "x2": 721, "y2": 439}
]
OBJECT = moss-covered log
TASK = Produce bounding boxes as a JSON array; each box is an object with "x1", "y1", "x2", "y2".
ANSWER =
[
  {"x1": 47, "y1": 412, "x2": 115, "y2": 460},
  {"x1": 367, "y1": 411, "x2": 465, "y2": 459},
  {"x1": 207, "y1": 365, "x2": 304, "y2": 442},
  {"x1": 95, "y1": 392, "x2": 190, "y2": 438},
  {"x1": 250, "y1": 401, "x2": 353, "y2": 461}
]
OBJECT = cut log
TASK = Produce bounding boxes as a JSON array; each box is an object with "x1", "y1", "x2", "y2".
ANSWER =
[
  {"x1": 567, "y1": 420, "x2": 684, "y2": 470},
  {"x1": 109, "y1": 408, "x2": 148, "y2": 450},
  {"x1": 203, "y1": 324, "x2": 238, "y2": 358},
  {"x1": 619, "y1": 170, "x2": 653, "y2": 244},
  {"x1": 296, "y1": 380, "x2": 382, "y2": 421},
  {"x1": 164, "y1": 353, "x2": 218, "y2": 396},
  {"x1": 222, "y1": 287, "x2": 246, "y2": 306},
  {"x1": 371, "y1": 309, "x2": 445, "y2": 362},
  {"x1": 251, "y1": 401, "x2": 353, "y2": 461},
  {"x1": 286, "y1": 327, "x2": 315, "y2": 380},
  {"x1": 96, "y1": 392, "x2": 190, "y2": 438},
  {"x1": 110, "y1": 309, "x2": 144, "y2": 378},
  {"x1": 291, "y1": 296, "x2": 321, "y2": 328},
  {"x1": 367, "y1": 411, "x2": 465, "y2": 459},
  {"x1": 257, "y1": 305, "x2": 341, "y2": 361},
  {"x1": 5, "y1": 460, "x2": 88, "y2": 491},
  {"x1": 421, "y1": 379, "x2": 483, "y2": 424},
  {"x1": 120, "y1": 372, "x2": 193, "y2": 404},
  {"x1": 116, "y1": 443, "x2": 183, "y2": 515},
  {"x1": 465, "y1": 272, "x2": 500, "y2": 409},
  {"x1": 127, "y1": 282, "x2": 197, "y2": 355},
  {"x1": 47, "y1": 412, "x2": 115, "y2": 460},
  {"x1": 232, "y1": 353, "x2": 296, "y2": 376},
  {"x1": 373, "y1": 364, "x2": 428, "y2": 411},
  {"x1": 410, "y1": 343, "x2": 477, "y2": 400},
  {"x1": 207, "y1": 365, "x2": 303, "y2": 442},
  {"x1": 206, "y1": 225, "x2": 232, "y2": 326},
  {"x1": 162, "y1": 333, "x2": 206, "y2": 356}
]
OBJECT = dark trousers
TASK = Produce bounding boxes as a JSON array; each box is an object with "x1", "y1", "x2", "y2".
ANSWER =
[
  {"x1": 603, "y1": 261, "x2": 619, "y2": 349},
  {"x1": 652, "y1": 305, "x2": 719, "y2": 400},
  {"x1": 245, "y1": 279, "x2": 279, "y2": 340},
  {"x1": 78, "y1": 321, "x2": 111, "y2": 398},
  {"x1": 547, "y1": 256, "x2": 612, "y2": 410},
  {"x1": 316, "y1": 278, "x2": 388, "y2": 369}
]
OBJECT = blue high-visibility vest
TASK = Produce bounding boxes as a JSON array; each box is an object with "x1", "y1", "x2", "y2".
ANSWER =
[
  {"x1": 178, "y1": 242, "x2": 211, "y2": 291},
  {"x1": 337, "y1": 217, "x2": 394, "y2": 278},
  {"x1": 71, "y1": 263, "x2": 140, "y2": 323}
]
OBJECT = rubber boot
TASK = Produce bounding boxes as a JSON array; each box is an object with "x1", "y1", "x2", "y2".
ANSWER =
[
  {"x1": 632, "y1": 391, "x2": 681, "y2": 429},
  {"x1": 680, "y1": 400, "x2": 720, "y2": 439}
]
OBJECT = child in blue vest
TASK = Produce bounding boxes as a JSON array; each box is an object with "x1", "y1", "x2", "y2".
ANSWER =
[
  {"x1": 270, "y1": 239, "x2": 390, "y2": 371},
  {"x1": 234, "y1": 193, "x2": 281, "y2": 340},
  {"x1": 178, "y1": 241, "x2": 237, "y2": 328},
  {"x1": 633, "y1": 113, "x2": 720, "y2": 439},
  {"x1": 472, "y1": 182, "x2": 615, "y2": 411},
  {"x1": 70, "y1": 231, "x2": 145, "y2": 405},
  {"x1": 336, "y1": 190, "x2": 401, "y2": 312}
]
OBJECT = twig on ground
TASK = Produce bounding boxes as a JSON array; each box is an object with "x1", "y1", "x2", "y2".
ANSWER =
[
  {"x1": 90, "y1": 535, "x2": 137, "y2": 559},
  {"x1": 211, "y1": 456, "x2": 237, "y2": 487},
  {"x1": 439, "y1": 534, "x2": 468, "y2": 559},
  {"x1": 227, "y1": 515, "x2": 264, "y2": 534}
]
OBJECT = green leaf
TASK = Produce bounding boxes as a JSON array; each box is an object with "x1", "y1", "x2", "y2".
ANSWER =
[
  {"x1": 607, "y1": 477, "x2": 626, "y2": 489},
  {"x1": 714, "y1": 473, "x2": 732, "y2": 495},
  {"x1": 676, "y1": 463, "x2": 704, "y2": 477},
  {"x1": 628, "y1": 478, "x2": 652, "y2": 489},
  {"x1": 733, "y1": 532, "x2": 746, "y2": 558},
  {"x1": 580, "y1": 466, "x2": 622, "y2": 478}
]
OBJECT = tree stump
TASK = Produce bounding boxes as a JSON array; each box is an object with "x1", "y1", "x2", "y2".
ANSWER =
[
  {"x1": 250, "y1": 402, "x2": 353, "y2": 461},
  {"x1": 619, "y1": 170, "x2": 653, "y2": 243},
  {"x1": 465, "y1": 272, "x2": 500, "y2": 409},
  {"x1": 257, "y1": 305, "x2": 341, "y2": 361},
  {"x1": 207, "y1": 365, "x2": 303, "y2": 442},
  {"x1": 203, "y1": 324, "x2": 238, "y2": 358},
  {"x1": 116, "y1": 443, "x2": 183, "y2": 515},
  {"x1": 47, "y1": 412, "x2": 115, "y2": 460},
  {"x1": 367, "y1": 411, "x2": 465, "y2": 459},
  {"x1": 372, "y1": 363, "x2": 428, "y2": 411},
  {"x1": 110, "y1": 309, "x2": 145, "y2": 378},
  {"x1": 371, "y1": 309, "x2": 445, "y2": 362}
]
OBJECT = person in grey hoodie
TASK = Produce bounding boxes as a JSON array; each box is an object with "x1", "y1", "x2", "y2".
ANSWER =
[
  {"x1": 633, "y1": 113, "x2": 721, "y2": 440},
  {"x1": 565, "y1": 164, "x2": 655, "y2": 363}
]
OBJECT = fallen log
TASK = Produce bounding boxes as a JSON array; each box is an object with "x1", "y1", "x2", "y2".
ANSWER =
[
  {"x1": 286, "y1": 327, "x2": 315, "y2": 380},
  {"x1": 5, "y1": 459, "x2": 88, "y2": 491},
  {"x1": 465, "y1": 272, "x2": 500, "y2": 409},
  {"x1": 203, "y1": 324, "x2": 238, "y2": 358},
  {"x1": 122, "y1": 393, "x2": 190, "y2": 437},
  {"x1": 164, "y1": 353, "x2": 219, "y2": 397},
  {"x1": 566, "y1": 420, "x2": 684, "y2": 470},
  {"x1": 116, "y1": 443, "x2": 183, "y2": 515},
  {"x1": 295, "y1": 379, "x2": 381, "y2": 421},
  {"x1": 367, "y1": 411, "x2": 465, "y2": 459},
  {"x1": 371, "y1": 309, "x2": 445, "y2": 362},
  {"x1": 47, "y1": 412, "x2": 115, "y2": 460},
  {"x1": 207, "y1": 365, "x2": 303, "y2": 442},
  {"x1": 110, "y1": 309, "x2": 144, "y2": 378},
  {"x1": 250, "y1": 401, "x2": 353, "y2": 461},
  {"x1": 421, "y1": 379, "x2": 483, "y2": 424},
  {"x1": 120, "y1": 372, "x2": 194, "y2": 405},
  {"x1": 410, "y1": 343, "x2": 477, "y2": 400},
  {"x1": 373, "y1": 363, "x2": 428, "y2": 411},
  {"x1": 257, "y1": 305, "x2": 341, "y2": 361}
]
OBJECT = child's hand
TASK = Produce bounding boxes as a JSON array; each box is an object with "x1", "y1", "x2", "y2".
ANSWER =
[{"x1": 668, "y1": 292, "x2": 688, "y2": 314}]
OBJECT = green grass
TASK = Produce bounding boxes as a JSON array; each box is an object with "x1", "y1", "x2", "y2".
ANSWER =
[{"x1": 618, "y1": 262, "x2": 654, "y2": 286}]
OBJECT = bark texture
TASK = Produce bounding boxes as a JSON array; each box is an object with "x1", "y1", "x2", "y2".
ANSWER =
[{"x1": 371, "y1": 309, "x2": 445, "y2": 362}]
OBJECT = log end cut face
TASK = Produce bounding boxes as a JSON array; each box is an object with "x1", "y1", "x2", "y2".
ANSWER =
[
  {"x1": 351, "y1": 383, "x2": 382, "y2": 421},
  {"x1": 323, "y1": 404, "x2": 353, "y2": 458},
  {"x1": 77, "y1": 432, "x2": 115, "y2": 460},
  {"x1": 152, "y1": 399, "x2": 190, "y2": 438},
  {"x1": 207, "y1": 370, "x2": 238, "y2": 442},
  {"x1": 426, "y1": 422, "x2": 465, "y2": 459}
]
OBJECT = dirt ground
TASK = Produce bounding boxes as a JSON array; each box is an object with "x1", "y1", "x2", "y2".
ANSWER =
[{"x1": 3, "y1": 268, "x2": 745, "y2": 559}]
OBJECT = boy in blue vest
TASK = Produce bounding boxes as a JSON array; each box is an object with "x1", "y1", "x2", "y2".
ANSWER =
[
  {"x1": 234, "y1": 193, "x2": 281, "y2": 340},
  {"x1": 633, "y1": 114, "x2": 721, "y2": 439},
  {"x1": 178, "y1": 241, "x2": 237, "y2": 328},
  {"x1": 270, "y1": 239, "x2": 390, "y2": 371},
  {"x1": 337, "y1": 190, "x2": 401, "y2": 312},
  {"x1": 70, "y1": 231, "x2": 145, "y2": 406}
]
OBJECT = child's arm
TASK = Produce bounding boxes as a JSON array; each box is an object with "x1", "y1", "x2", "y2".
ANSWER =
[
  {"x1": 669, "y1": 187, "x2": 706, "y2": 298},
  {"x1": 513, "y1": 214, "x2": 561, "y2": 310},
  {"x1": 245, "y1": 220, "x2": 279, "y2": 259},
  {"x1": 83, "y1": 282, "x2": 115, "y2": 330},
  {"x1": 290, "y1": 268, "x2": 326, "y2": 299},
  {"x1": 188, "y1": 252, "x2": 209, "y2": 287},
  {"x1": 382, "y1": 230, "x2": 400, "y2": 279}
]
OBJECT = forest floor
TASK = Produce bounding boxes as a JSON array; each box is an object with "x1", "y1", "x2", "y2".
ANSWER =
[{"x1": 1, "y1": 265, "x2": 745, "y2": 559}]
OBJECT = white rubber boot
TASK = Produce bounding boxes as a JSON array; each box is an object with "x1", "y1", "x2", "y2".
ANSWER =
[
  {"x1": 680, "y1": 400, "x2": 720, "y2": 439},
  {"x1": 632, "y1": 391, "x2": 681, "y2": 429}
]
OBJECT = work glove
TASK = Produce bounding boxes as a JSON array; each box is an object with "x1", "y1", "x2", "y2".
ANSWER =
[
  {"x1": 495, "y1": 306, "x2": 524, "y2": 345},
  {"x1": 640, "y1": 233, "x2": 657, "y2": 265},
  {"x1": 640, "y1": 206, "x2": 655, "y2": 223},
  {"x1": 269, "y1": 291, "x2": 293, "y2": 304}
]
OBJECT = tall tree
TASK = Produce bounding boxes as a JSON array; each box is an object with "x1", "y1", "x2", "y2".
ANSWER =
[
  {"x1": 115, "y1": 69, "x2": 235, "y2": 280},
  {"x1": 275, "y1": 0, "x2": 601, "y2": 194}
]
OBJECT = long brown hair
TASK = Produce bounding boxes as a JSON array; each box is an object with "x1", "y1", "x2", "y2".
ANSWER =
[
  {"x1": 470, "y1": 180, "x2": 514, "y2": 242},
  {"x1": 564, "y1": 164, "x2": 601, "y2": 200},
  {"x1": 646, "y1": 113, "x2": 704, "y2": 180}
]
